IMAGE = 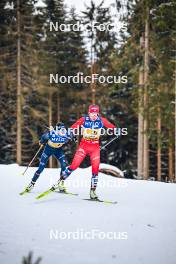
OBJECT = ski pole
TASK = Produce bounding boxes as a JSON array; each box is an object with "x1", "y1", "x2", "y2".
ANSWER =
[
  {"x1": 22, "y1": 145, "x2": 43, "y2": 176},
  {"x1": 100, "y1": 135, "x2": 119, "y2": 151}
]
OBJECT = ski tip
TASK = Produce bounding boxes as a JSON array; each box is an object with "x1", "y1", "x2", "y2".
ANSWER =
[
  {"x1": 103, "y1": 200, "x2": 118, "y2": 205},
  {"x1": 35, "y1": 189, "x2": 52, "y2": 200},
  {"x1": 19, "y1": 190, "x2": 28, "y2": 195},
  {"x1": 83, "y1": 198, "x2": 117, "y2": 205},
  {"x1": 36, "y1": 195, "x2": 43, "y2": 200}
]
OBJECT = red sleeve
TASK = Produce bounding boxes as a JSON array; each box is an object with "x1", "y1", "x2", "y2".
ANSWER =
[
  {"x1": 71, "y1": 117, "x2": 84, "y2": 129},
  {"x1": 101, "y1": 117, "x2": 116, "y2": 129}
]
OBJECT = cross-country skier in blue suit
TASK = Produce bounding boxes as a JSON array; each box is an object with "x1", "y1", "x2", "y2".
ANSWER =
[{"x1": 22, "y1": 122, "x2": 73, "y2": 193}]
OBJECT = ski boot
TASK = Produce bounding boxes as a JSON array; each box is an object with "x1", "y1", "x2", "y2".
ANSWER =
[
  {"x1": 52, "y1": 179, "x2": 67, "y2": 193},
  {"x1": 90, "y1": 189, "x2": 98, "y2": 200},
  {"x1": 25, "y1": 181, "x2": 35, "y2": 192},
  {"x1": 58, "y1": 179, "x2": 67, "y2": 192},
  {"x1": 20, "y1": 181, "x2": 35, "y2": 195}
]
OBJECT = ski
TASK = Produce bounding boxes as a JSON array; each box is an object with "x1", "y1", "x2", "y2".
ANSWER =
[
  {"x1": 36, "y1": 188, "x2": 53, "y2": 199},
  {"x1": 55, "y1": 190, "x2": 78, "y2": 196},
  {"x1": 36, "y1": 188, "x2": 78, "y2": 200},
  {"x1": 83, "y1": 198, "x2": 117, "y2": 205},
  {"x1": 19, "y1": 189, "x2": 30, "y2": 195}
]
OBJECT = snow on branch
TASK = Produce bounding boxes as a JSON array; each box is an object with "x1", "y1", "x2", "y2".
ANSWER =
[{"x1": 99, "y1": 163, "x2": 124, "y2": 178}]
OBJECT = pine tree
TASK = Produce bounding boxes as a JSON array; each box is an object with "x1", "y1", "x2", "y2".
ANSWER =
[
  {"x1": 0, "y1": 0, "x2": 17, "y2": 163},
  {"x1": 108, "y1": 0, "x2": 175, "y2": 180}
]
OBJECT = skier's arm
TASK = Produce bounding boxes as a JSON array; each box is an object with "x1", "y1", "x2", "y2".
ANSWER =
[
  {"x1": 68, "y1": 117, "x2": 84, "y2": 142},
  {"x1": 39, "y1": 132, "x2": 49, "y2": 145},
  {"x1": 101, "y1": 117, "x2": 116, "y2": 129},
  {"x1": 70, "y1": 117, "x2": 84, "y2": 129}
]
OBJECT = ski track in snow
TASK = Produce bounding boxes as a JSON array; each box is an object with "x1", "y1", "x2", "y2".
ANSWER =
[{"x1": 0, "y1": 164, "x2": 176, "y2": 264}]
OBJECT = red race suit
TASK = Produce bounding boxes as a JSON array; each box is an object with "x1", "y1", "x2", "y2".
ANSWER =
[{"x1": 66, "y1": 115, "x2": 116, "y2": 189}]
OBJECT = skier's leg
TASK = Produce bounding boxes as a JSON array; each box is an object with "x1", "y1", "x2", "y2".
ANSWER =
[
  {"x1": 54, "y1": 149, "x2": 68, "y2": 191},
  {"x1": 24, "y1": 146, "x2": 51, "y2": 192},
  {"x1": 31, "y1": 146, "x2": 51, "y2": 183},
  {"x1": 62, "y1": 142, "x2": 87, "y2": 179},
  {"x1": 89, "y1": 144, "x2": 100, "y2": 199},
  {"x1": 54, "y1": 148, "x2": 68, "y2": 177}
]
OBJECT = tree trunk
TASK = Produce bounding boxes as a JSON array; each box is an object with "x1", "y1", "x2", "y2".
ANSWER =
[
  {"x1": 90, "y1": 32, "x2": 96, "y2": 104},
  {"x1": 175, "y1": 92, "x2": 176, "y2": 182},
  {"x1": 143, "y1": 8, "x2": 149, "y2": 180},
  {"x1": 54, "y1": 92, "x2": 61, "y2": 169},
  {"x1": 157, "y1": 102, "x2": 161, "y2": 181},
  {"x1": 57, "y1": 93, "x2": 60, "y2": 123},
  {"x1": 16, "y1": 0, "x2": 22, "y2": 165},
  {"x1": 48, "y1": 90, "x2": 53, "y2": 168},
  {"x1": 168, "y1": 131, "x2": 173, "y2": 182},
  {"x1": 137, "y1": 66, "x2": 144, "y2": 179},
  {"x1": 91, "y1": 62, "x2": 96, "y2": 104}
]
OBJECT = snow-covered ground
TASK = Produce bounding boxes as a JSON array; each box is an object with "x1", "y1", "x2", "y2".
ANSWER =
[{"x1": 0, "y1": 164, "x2": 176, "y2": 264}]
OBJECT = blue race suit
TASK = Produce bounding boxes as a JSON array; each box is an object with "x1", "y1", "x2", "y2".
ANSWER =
[{"x1": 32, "y1": 129, "x2": 71, "y2": 183}]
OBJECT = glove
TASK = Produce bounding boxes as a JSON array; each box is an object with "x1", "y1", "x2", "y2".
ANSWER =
[
  {"x1": 68, "y1": 131, "x2": 77, "y2": 143},
  {"x1": 72, "y1": 135, "x2": 78, "y2": 143},
  {"x1": 39, "y1": 141, "x2": 44, "y2": 147}
]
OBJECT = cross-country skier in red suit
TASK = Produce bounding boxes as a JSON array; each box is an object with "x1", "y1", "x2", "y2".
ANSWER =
[{"x1": 57, "y1": 105, "x2": 116, "y2": 200}]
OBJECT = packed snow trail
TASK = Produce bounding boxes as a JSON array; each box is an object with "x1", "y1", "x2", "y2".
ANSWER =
[{"x1": 0, "y1": 164, "x2": 176, "y2": 264}]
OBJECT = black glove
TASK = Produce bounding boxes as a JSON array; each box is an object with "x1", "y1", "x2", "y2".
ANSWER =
[
  {"x1": 72, "y1": 135, "x2": 78, "y2": 143},
  {"x1": 68, "y1": 130, "x2": 77, "y2": 143}
]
